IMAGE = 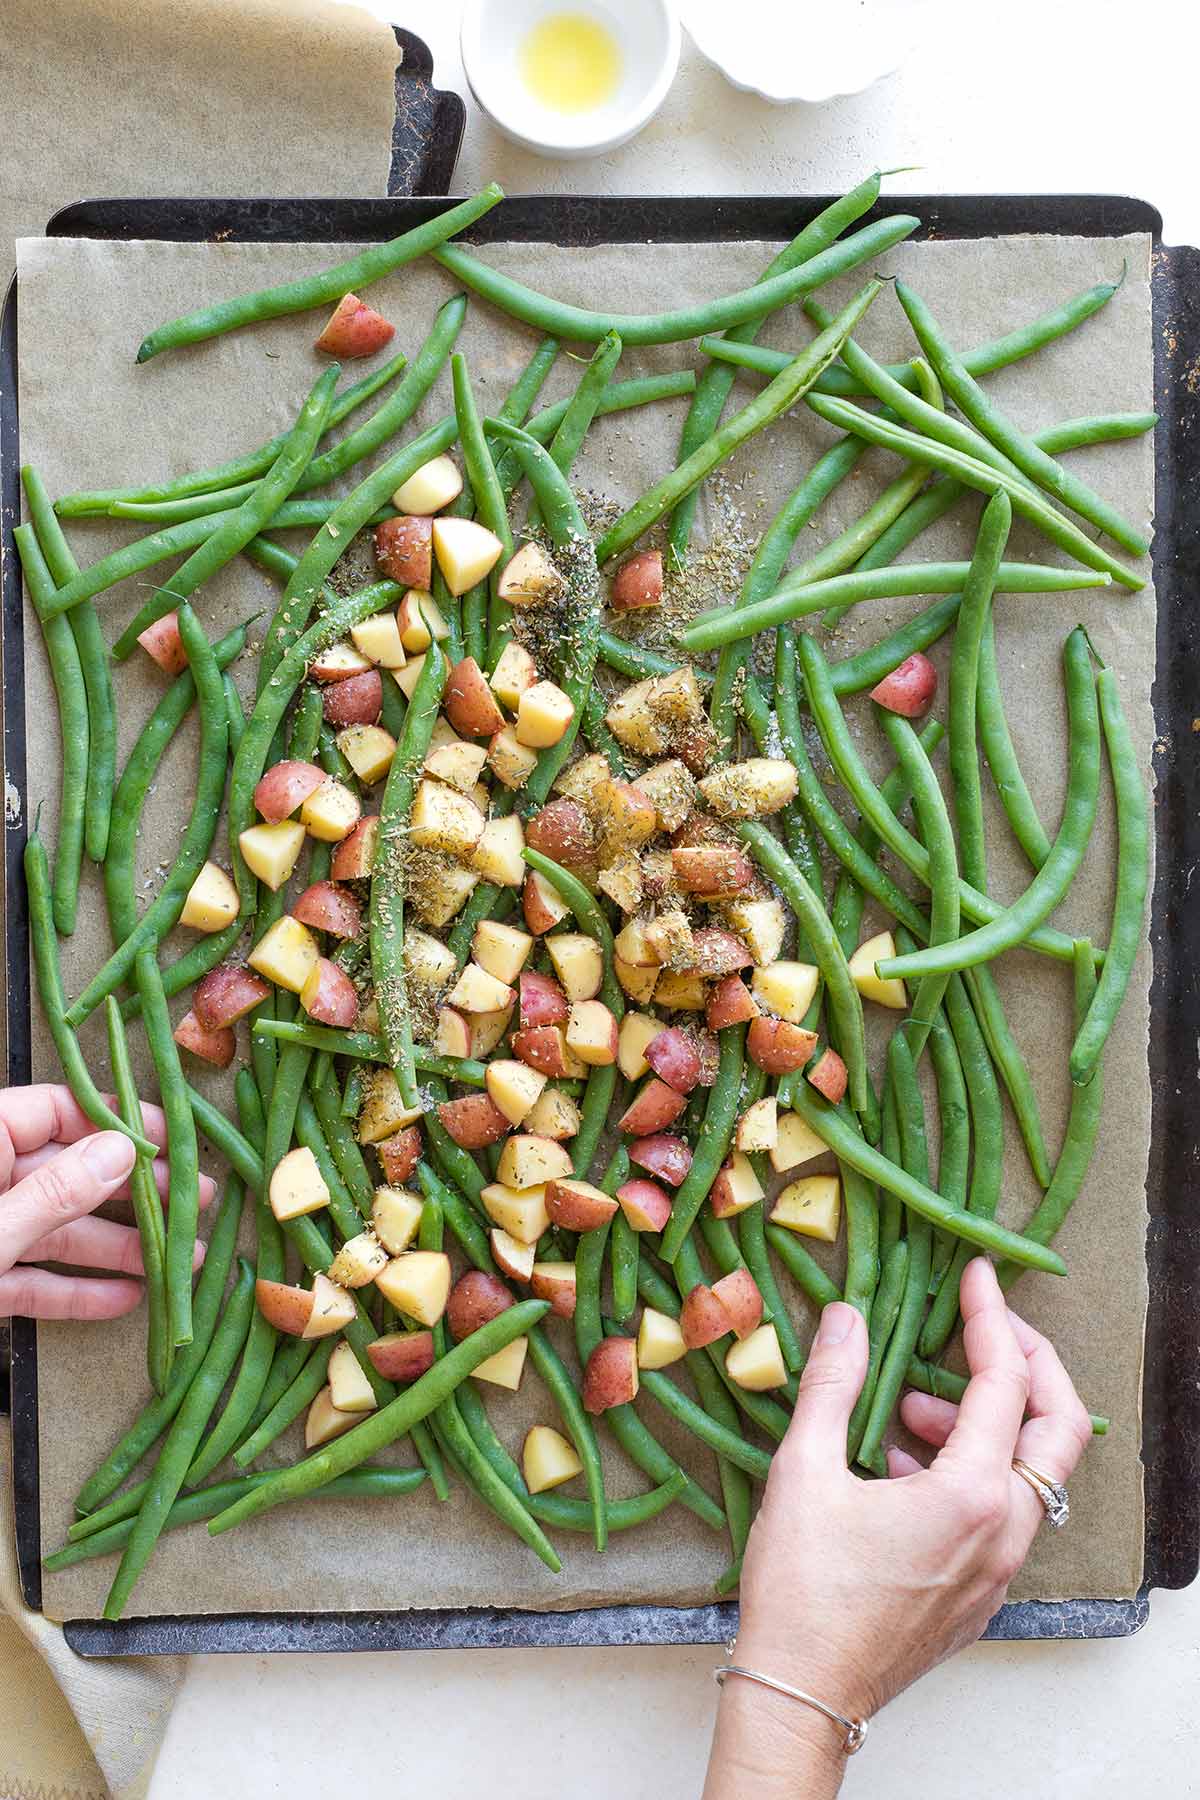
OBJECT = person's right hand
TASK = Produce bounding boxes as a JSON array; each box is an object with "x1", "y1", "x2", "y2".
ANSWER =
[
  {"x1": 0, "y1": 1084, "x2": 215, "y2": 1319},
  {"x1": 704, "y1": 1259, "x2": 1093, "y2": 1798}
]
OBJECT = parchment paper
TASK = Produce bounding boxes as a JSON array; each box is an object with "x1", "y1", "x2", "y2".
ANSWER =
[
  {"x1": 0, "y1": 0, "x2": 400, "y2": 285},
  {"x1": 15, "y1": 227, "x2": 1152, "y2": 1620}
]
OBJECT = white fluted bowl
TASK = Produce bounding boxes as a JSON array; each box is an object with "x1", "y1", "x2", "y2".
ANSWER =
[{"x1": 679, "y1": 0, "x2": 932, "y2": 104}]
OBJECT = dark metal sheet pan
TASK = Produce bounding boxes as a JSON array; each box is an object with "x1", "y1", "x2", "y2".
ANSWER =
[{"x1": 2, "y1": 191, "x2": 1197, "y2": 1655}]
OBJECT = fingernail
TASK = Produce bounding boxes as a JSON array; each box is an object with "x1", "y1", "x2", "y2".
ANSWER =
[
  {"x1": 82, "y1": 1131, "x2": 136, "y2": 1181},
  {"x1": 817, "y1": 1302, "x2": 855, "y2": 1347}
]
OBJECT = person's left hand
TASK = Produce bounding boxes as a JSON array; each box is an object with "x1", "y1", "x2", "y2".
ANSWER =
[{"x1": 0, "y1": 1084, "x2": 215, "y2": 1319}]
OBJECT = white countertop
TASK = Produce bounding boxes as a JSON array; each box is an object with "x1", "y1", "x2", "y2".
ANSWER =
[{"x1": 152, "y1": 3, "x2": 1199, "y2": 1792}]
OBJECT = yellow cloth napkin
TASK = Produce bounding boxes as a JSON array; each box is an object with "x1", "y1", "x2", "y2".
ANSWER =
[{"x1": 2, "y1": 1423, "x2": 183, "y2": 1800}]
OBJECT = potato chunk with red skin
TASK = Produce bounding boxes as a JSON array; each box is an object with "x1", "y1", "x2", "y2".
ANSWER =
[
  {"x1": 807, "y1": 1046, "x2": 848, "y2": 1104},
  {"x1": 193, "y1": 963, "x2": 270, "y2": 1032},
  {"x1": 443, "y1": 656, "x2": 506, "y2": 739},
  {"x1": 299, "y1": 957, "x2": 359, "y2": 1028},
  {"x1": 436, "y1": 1093, "x2": 512, "y2": 1149},
  {"x1": 583, "y1": 1337, "x2": 638, "y2": 1413},
  {"x1": 628, "y1": 1134, "x2": 692, "y2": 1187},
  {"x1": 291, "y1": 880, "x2": 362, "y2": 939},
  {"x1": 315, "y1": 292, "x2": 395, "y2": 358},
  {"x1": 321, "y1": 670, "x2": 382, "y2": 729},
  {"x1": 137, "y1": 612, "x2": 186, "y2": 675},
  {"x1": 671, "y1": 845, "x2": 754, "y2": 897},
  {"x1": 610, "y1": 548, "x2": 663, "y2": 612},
  {"x1": 173, "y1": 1009, "x2": 236, "y2": 1069},
  {"x1": 512, "y1": 1026, "x2": 586, "y2": 1080},
  {"x1": 680, "y1": 1283, "x2": 730, "y2": 1350},
  {"x1": 691, "y1": 928, "x2": 754, "y2": 978},
  {"x1": 367, "y1": 1330, "x2": 435, "y2": 1383},
  {"x1": 376, "y1": 1125, "x2": 422, "y2": 1186},
  {"x1": 869, "y1": 651, "x2": 938, "y2": 718},
  {"x1": 525, "y1": 798, "x2": 594, "y2": 870},
  {"x1": 375, "y1": 515, "x2": 432, "y2": 589},
  {"x1": 616, "y1": 1178, "x2": 673, "y2": 1233},
  {"x1": 706, "y1": 973, "x2": 760, "y2": 1031},
  {"x1": 545, "y1": 1178, "x2": 618, "y2": 1233},
  {"x1": 712, "y1": 1268, "x2": 764, "y2": 1340},
  {"x1": 643, "y1": 1027, "x2": 702, "y2": 1095},
  {"x1": 617, "y1": 1079, "x2": 688, "y2": 1137},
  {"x1": 447, "y1": 1271, "x2": 513, "y2": 1342},
  {"x1": 747, "y1": 1017, "x2": 819, "y2": 1075},
  {"x1": 331, "y1": 816, "x2": 379, "y2": 881},
  {"x1": 518, "y1": 970, "x2": 569, "y2": 1030},
  {"x1": 253, "y1": 760, "x2": 327, "y2": 823}
]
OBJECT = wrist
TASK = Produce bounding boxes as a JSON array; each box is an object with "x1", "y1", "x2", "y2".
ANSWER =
[{"x1": 707, "y1": 1666, "x2": 848, "y2": 1800}]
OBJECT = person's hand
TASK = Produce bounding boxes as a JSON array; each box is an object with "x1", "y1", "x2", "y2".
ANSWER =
[
  {"x1": 0, "y1": 1084, "x2": 215, "y2": 1320},
  {"x1": 703, "y1": 1258, "x2": 1093, "y2": 1799}
]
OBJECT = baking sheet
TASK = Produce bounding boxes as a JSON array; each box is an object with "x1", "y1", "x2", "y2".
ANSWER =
[
  {"x1": 14, "y1": 227, "x2": 1153, "y2": 1619},
  {"x1": 0, "y1": 0, "x2": 400, "y2": 286}
]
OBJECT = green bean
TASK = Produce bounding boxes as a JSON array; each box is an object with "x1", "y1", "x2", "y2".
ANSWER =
[
  {"x1": 452, "y1": 1381, "x2": 687, "y2": 1534},
  {"x1": 106, "y1": 619, "x2": 248, "y2": 948},
  {"x1": 830, "y1": 720, "x2": 944, "y2": 957},
  {"x1": 487, "y1": 335, "x2": 561, "y2": 492},
  {"x1": 786, "y1": 1083, "x2": 1064, "y2": 1274},
  {"x1": 1000, "y1": 942, "x2": 1104, "y2": 1287},
  {"x1": 242, "y1": 1317, "x2": 318, "y2": 1442},
  {"x1": 207, "y1": 1299, "x2": 549, "y2": 1537},
  {"x1": 255, "y1": 419, "x2": 452, "y2": 694},
  {"x1": 74, "y1": 1179, "x2": 244, "y2": 1514},
  {"x1": 580, "y1": 686, "x2": 632, "y2": 774},
  {"x1": 105, "y1": 997, "x2": 171, "y2": 1393},
  {"x1": 233, "y1": 1340, "x2": 333, "y2": 1467},
  {"x1": 527, "y1": 328, "x2": 622, "y2": 538},
  {"x1": 904, "y1": 1356, "x2": 1109, "y2": 1435},
  {"x1": 596, "y1": 631, "x2": 714, "y2": 686},
  {"x1": 482, "y1": 422, "x2": 602, "y2": 807},
  {"x1": 856, "y1": 1033, "x2": 932, "y2": 1471},
  {"x1": 186, "y1": 1083, "x2": 264, "y2": 1189},
  {"x1": 574, "y1": 1197, "x2": 725, "y2": 1533},
  {"x1": 102, "y1": 1260, "x2": 257, "y2": 1616},
  {"x1": 735, "y1": 821, "x2": 871, "y2": 1126},
  {"x1": 434, "y1": 214, "x2": 918, "y2": 347},
  {"x1": 699, "y1": 1212, "x2": 746, "y2": 1281},
  {"x1": 709, "y1": 436, "x2": 865, "y2": 759},
  {"x1": 804, "y1": 393, "x2": 1144, "y2": 591},
  {"x1": 610, "y1": 1209, "x2": 639, "y2": 1322},
  {"x1": 699, "y1": 273, "x2": 1125, "y2": 396},
  {"x1": 830, "y1": 596, "x2": 964, "y2": 698},
  {"x1": 69, "y1": 608, "x2": 229, "y2": 1027},
  {"x1": 624, "y1": 1335, "x2": 773, "y2": 1482},
  {"x1": 132, "y1": 950, "x2": 200, "y2": 1346},
  {"x1": 683, "y1": 557, "x2": 1110, "y2": 652},
  {"x1": 136, "y1": 186, "x2": 501, "y2": 360},
  {"x1": 775, "y1": 631, "x2": 930, "y2": 942},
  {"x1": 22, "y1": 468, "x2": 117, "y2": 863},
  {"x1": 738, "y1": 1198, "x2": 806, "y2": 1371},
  {"x1": 816, "y1": 358, "x2": 946, "y2": 628},
  {"x1": 13, "y1": 526, "x2": 89, "y2": 934},
  {"x1": 877, "y1": 630, "x2": 1100, "y2": 982},
  {"x1": 293, "y1": 1093, "x2": 362, "y2": 1240},
  {"x1": 798, "y1": 632, "x2": 1092, "y2": 968},
  {"x1": 422, "y1": 1079, "x2": 488, "y2": 1207},
  {"x1": 876, "y1": 713, "x2": 960, "y2": 1062},
  {"x1": 524, "y1": 1324, "x2": 608, "y2": 1554},
  {"x1": 184, "y1": 1049, "x2": 297, "y2": 1483},
  {"x1": 1069, "y1": 671, "x2": 1148, "y2": 1086},
  {"x1": 431, "y1": 1384, "x2": 560, "y2": 1571},
  {"x1": 667, "y1": 172, "x2": 887, "y2": 564},
  {"x1": 976, "y1": 611, "x2": 1051, "y2": 869},
  {"x1": 846, "y1": 1239, "x2": 908, "y2": 1463},
  {"x1": 58, "y1": 353, "x2": 409, "y2": 514},
  {"x1": 309, "y1": 1066, "x2": 374, "y2": 1214},
  {"x1": 371, "y1": 643, "x2": 447, "y2": 1107},
  {"x1": 112, "y1": 366, "x2": 339, "y2": 657},
  {"x1": 595, "y1": 280, "x2": 881, "y2": 566},
  {"x1": 659, "y1": 1026, "x2": 744, "y2": 1263},
  {"x1": 895, "y1": 280, "x2": 1148, "y2": 556},
  {"x1": 925, "y1": 1009, "x2": 970, "y2": 1293},
  {"x1": 920, "y1": 973, "x2": 1005, "y2": 1356},
  {"x1": 25, "y1": 830, "x2": 157, "y2": 1159},
  {"x1": 228, "y1": 581, "x2": 399, "y2": 925},
  {"x1": 46, "y1": 1466, "x2": 426, "y2": 1569},
  {"x1": 448, "y1": 352, "x2": 513, "y2": 669},
  {"x1": 223, "y1": 674, "x2": 246, "y2": 753},
  {"x1": 949, "y1": 493, "x2": 1012, "y2": 889}
]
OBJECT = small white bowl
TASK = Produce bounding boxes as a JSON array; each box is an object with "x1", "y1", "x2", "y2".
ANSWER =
[
  {"x1": 461, "y1": 0, "x2": 681, "y2": 158},
  {"x1": 680, "y1": 0, "x2": 931, "y2": 105}
]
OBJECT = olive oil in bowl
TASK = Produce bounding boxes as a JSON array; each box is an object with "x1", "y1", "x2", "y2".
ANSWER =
[{"x1": 519, "y1": 11, "x2": 623, "y2": 114}]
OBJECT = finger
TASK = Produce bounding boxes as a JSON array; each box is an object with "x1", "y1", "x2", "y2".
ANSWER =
[
  {"x1": 0, "y1": 1133, "x2": 138, "y2": 1268},
  {"x1": 18, "y1": 1215, "x2": 207, "y2": 1276},
  {"x1": 10, "y1": 1145, "x2": 215, "y2": 1210},
  {"x1": 781, "y1": 1303, "x2": 868, "y2": 1470},
  {"x1": 899, "y1": 1389, "x2": 959, "y2": 1448},
  {"x1": 933, "y1": 1259, "x2": 1029, "y2": 1480},
  {"x1": 1007, "y1": 1308, "x2": 1093, "y2": 1526},
  {"x1": 0, "y1": 1085, "x2": 168, "y2": 1166},
  {"x1": 0, "y1": 1266, "x2": 144, "y2": 1321},
  {"x1": 886, "y1": 1447, "x2": 925, "y2": 1479}
]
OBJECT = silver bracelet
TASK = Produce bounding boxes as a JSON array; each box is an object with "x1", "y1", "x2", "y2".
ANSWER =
[{"x1": 713, "y1": 1642, "x2": 869, "y2": 1755}]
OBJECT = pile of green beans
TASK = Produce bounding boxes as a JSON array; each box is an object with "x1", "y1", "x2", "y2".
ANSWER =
[{"x1": 25, "y1": 173, "x2": 1149, "y2": 1614}]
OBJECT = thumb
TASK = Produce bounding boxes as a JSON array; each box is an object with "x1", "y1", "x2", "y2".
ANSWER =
[
  {"x1": 786, "y1": 1302, "x2": 869, "y2": 1468},
  {"x1": 0, "y1": 1131, "x2": 137, "y2": 1270}
]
